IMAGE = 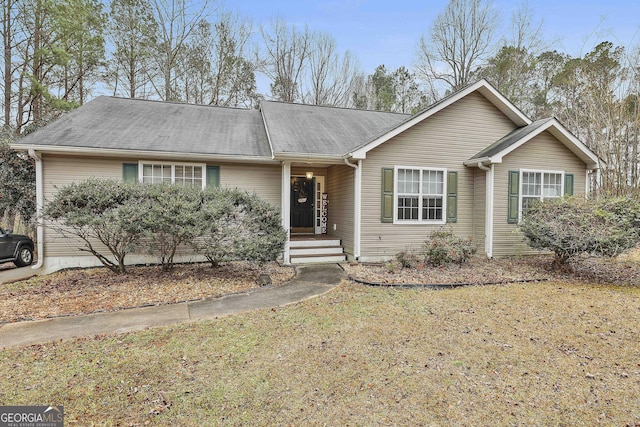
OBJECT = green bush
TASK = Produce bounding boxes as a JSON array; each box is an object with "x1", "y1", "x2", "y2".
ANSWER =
[
  {"x1": 392, "y1": 230, "x2": 476, "y2": 269},
  {"x1": 424, "y1": 230, "x2": 476, "y2": 266},
  {"x1": 518, "y1": 195, "x2": 640, "y2": 265},
  {"x1": 394, "y1": 250, "x2": 420, "y2": 269},
  {"x1": 194, "y1": 188, "x2": 286, "y2": 267},
  {"x1": 44, "y1": 179, "x2": 146, "y2": 274},
  {"x1": 45, "y1": 179, "x2": 286, "y2": 274},
  {"x1": 140, "y1": 184, "x2": 206, "y2": 271}
]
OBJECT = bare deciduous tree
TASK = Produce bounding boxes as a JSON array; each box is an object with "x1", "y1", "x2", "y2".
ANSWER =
[
  {"x1": 303, "y1": 32, "x2": 360, "y2": 107},
  {"x1": 149, "y1": 0, "x2": 209, "y2": 101},
  {"x1": 416, "y1": 0, "x2": 499, "y2": 98},
  {"x1": 260, "y1": 18, "x2": 312, "y2": 102},
  {"x1": 179, "y1": 12, "x2": 257, "y2": 107}
]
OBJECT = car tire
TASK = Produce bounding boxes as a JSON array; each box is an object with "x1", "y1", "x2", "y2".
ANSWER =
[{"x1": 14, "y1": 247, "x2": 33, "y2": 267}]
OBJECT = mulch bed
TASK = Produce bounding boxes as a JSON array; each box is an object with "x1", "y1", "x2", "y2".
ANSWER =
[
  {"x1": 343, "y1": 253, "x2": 640, "y2": 288},
  {"x1": 0, "y1": 261, "x2": 295, "y2": 323}
]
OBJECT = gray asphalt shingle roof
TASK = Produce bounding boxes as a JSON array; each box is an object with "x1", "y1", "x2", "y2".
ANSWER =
[
  {"x1": 15, "y1": 96, "x2": 272, "y2": 157},
  {"x1": 260, "y1": 101, "x2": 410, "y2": 156},
  {"x1": 468, "y1": 118, "x2": 554, "y2": 161}
]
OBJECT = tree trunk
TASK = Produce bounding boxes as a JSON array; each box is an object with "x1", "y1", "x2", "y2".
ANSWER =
[{"x1": 3, "y1": 0, "x2": 12, "y2": 130}]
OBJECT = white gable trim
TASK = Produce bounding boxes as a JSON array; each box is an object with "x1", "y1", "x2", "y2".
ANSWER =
[
  {"x1": 346, "y1": 79, "x2": 531, "y2": 160},
  {"x1": 464, "y1": 119, "x2": 600, "y2": 169}
]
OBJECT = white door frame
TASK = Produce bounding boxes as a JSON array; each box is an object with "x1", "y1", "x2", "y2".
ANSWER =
[{"x1": 291, "y1": 174, "x2": 324, "y2": 234}]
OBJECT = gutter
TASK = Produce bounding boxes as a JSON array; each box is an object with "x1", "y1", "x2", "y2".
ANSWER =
[
  {"x1": 27, "y1": 149, "x2": 44, "y2": 270},
  {"x1": 12, "y1": 144, "x2": 278, "y2": 164}
]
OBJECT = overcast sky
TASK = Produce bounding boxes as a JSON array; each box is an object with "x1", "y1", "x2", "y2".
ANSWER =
[{"x1": 230, "y1": 0, "x2": 640, "y2": 75}]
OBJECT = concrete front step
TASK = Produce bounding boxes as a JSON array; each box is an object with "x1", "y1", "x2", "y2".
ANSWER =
[
  {"x1": 289, "y1": 238, "x2": 341, "y2": 248},
  {"x1": 290, "y1": 246, "x2": 344, "y2": 256},
  {"x1": 290, "y1": 253, "x2": 347, "y2": 264},
  {"x1": 289, "y1": 236, "x2": 346, "y2": 264}
]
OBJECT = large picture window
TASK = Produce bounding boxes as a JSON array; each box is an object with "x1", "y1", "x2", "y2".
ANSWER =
[
  {"x1": 140, "y1": 162, "x2": 205, "y2": 188},
  {"x1": 395, "y1": 167, "x2": 446, "y2": 223}
]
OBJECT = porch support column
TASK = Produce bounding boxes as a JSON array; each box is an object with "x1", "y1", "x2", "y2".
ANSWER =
[
  {"x1": 281, "y1": 161, "x2": 291, "y2": 264},
  {"x1": 485, "y1": 164, "x2": 494, "y2": 258},
  {"x1": 354, "y1": 159, "x2": 362, "y2": 259}
]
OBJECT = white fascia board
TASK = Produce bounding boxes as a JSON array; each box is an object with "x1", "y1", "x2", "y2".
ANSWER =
[
  {"x1": 10, "y1": 144, "x2": 279, "y2": 164},
  {"x1": 348, "y1": 79, "x2": 532, "y2": 160},
  {"x1": 547, "y1": 120, "x2": 601, "y2": 169},
  {"x1": 274, "y1": 152, "x2": 345, "y2": 164},
  {"x1": 490, "y1": 119, "x2": 600, "y2": 169}
]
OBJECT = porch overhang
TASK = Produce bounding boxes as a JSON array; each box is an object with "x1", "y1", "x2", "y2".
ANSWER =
[{"x1": 274, "y1": 152, "x2": 346, "y2": 166}]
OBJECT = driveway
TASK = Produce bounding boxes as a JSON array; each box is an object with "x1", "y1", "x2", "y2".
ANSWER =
[{"x1": 0, "y1": 265, "x2": 40, "y2": 285}]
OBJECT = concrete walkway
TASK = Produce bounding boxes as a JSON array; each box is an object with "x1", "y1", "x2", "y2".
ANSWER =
[{"x1": 0, "y1": 264, "x2": 344, "y2": 349}]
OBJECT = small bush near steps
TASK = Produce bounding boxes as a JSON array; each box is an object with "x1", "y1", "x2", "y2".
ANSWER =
[
  {"x1": 391, "y1": 230, "x2": 476, "y2": 270},
  {"x1": 424, "y1": 230, "x2": 476, "y2": 266}
]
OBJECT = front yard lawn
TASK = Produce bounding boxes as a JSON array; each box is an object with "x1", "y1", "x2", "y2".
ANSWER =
[{"x1": 1, "y1": 254, "x2": 640, "y2": 425}]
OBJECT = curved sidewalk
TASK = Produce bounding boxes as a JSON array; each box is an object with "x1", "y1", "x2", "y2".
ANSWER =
[{"x1": 0, "y1": 264, "x2": 344, "y2": 349}]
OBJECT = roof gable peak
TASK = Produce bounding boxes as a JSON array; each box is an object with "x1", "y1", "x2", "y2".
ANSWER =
[{"x1": 348, "y1": 79, "x2": 532, "y2": 159}]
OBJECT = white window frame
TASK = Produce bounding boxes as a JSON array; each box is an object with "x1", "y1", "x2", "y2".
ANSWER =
[
  {"x1": 138, "y1": 161, "x2": 207, "y2": 189},
  {"x1": 518, "y1": 169, "x2": 564, "y2": 221},
  {"x1": 393, "y1": 166, "x2": 447, "y2": 225}
]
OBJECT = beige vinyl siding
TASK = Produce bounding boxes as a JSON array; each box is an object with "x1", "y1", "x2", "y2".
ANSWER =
[
  {"x1": 41, "y1": 154, "x2": 282, "y2": 258},
  {"x1": 360, "y1": 91, "x2": 517, "y2": 258},
  {"x1": 220, "y1": 164, "x2": 281, "y2": 207},
  {"x1": 492, "y1": 131, "x2": 587, "y2": 257},
  {"x1": 42, "y1": 155, "x2": 126, "y2": 257},
  {"x1": 326, "y1": 164, "x2": 354, "y2": 256}
]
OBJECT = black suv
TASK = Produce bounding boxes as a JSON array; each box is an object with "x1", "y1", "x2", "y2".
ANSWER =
[{"x1": 0, "y1": 226, "x2": 34, "y2": 267}]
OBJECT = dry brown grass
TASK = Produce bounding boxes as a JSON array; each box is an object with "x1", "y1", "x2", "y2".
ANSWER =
[{"x1": 1, "y1": 268, "x2": 640, "y2": 425}]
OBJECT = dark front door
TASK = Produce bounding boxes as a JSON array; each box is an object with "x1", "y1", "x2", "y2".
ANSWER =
[{"x1": 291, "y1": 177, "x2": 315, "y2": 233}]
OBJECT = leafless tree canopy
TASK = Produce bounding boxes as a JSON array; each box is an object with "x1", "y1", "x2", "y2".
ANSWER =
[{"x1": 416, "y1": 0, "x2": 499, "y2": 97}]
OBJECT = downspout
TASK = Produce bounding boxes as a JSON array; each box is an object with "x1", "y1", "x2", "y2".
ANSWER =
[
  {"x1": 344, "y1": 158, "x2": 361, "y2": 260},
  {"x1": 28, "y1": 149, "x2": 44, "y2": 270},
  {"x1": 477, "y1": 161, "x2": 494, "y2": 258}
]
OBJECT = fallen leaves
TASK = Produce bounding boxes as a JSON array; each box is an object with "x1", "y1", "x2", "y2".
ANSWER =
[{"x1": 0, "y1": 261, "x2": 294, "y2": 323}]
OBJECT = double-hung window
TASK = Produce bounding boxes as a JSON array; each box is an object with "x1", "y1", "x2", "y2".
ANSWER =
[
  {"x1": 395, "y1": 167, "x2": 446, "y2": 223},
  {"x1": 140, "y1": 162, "x2": 205, "y2": 189},
  {"x1": 520, "y1": 170, "x2": 563, "y2": 213}
]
